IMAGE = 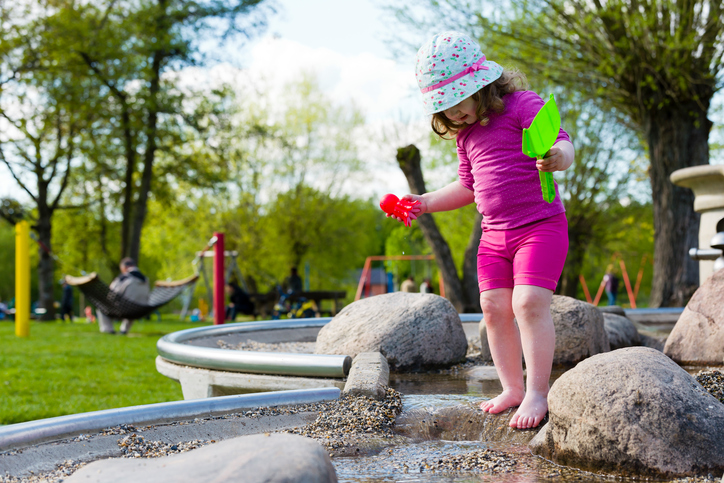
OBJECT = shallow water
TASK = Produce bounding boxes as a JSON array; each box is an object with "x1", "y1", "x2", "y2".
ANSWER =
[
  {"x1": 333, "y1": 395, "x2": 633, "y2": 483},
  {"x1": 389, "y1": 368, "x2": 570, "y2": 398}
]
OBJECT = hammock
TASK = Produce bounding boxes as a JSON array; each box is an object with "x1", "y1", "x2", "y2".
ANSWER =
[{"x1": 65, "y1": 272, "x2": 199, "y2": 320}]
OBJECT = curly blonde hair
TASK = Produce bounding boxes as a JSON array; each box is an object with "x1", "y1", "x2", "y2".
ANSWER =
[{"x1": 431, "y1": 69, "x2": 529, "y2": 139}]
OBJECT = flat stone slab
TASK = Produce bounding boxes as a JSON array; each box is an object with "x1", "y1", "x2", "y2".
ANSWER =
[
  {"x1": 395, "y1": 402, "x2": 539, "y2": 446},
  {"x1": 465, "y1": 366, "x2": 503, "y2": 381},
  {"x1": 65, "y1": 433, "x2": 337, "y2": 483},
  {"x1": 343, "y1": 352, "x2": 390, "y2": 399}
]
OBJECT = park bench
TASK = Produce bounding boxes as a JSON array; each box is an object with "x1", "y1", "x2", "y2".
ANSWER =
[{"x1": 251, "y1": 291, "x2": 346, "y2": 318}]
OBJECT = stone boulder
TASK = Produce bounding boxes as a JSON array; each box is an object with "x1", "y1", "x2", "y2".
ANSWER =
[
  {"x1": 664, "y1": 269, "x2": 724, "y2": 365},
  {"x1": 66, "y1": 433, "x2": 337, "y2": 483},
  {"x1": 638, "y1": 333, "x2": 665, "y2": 351},
  {"x1": 603, "y1": 313, "x2": 641, "y2": 350},
  {"x1": 315, "y1": 293, "x2": 467, "y2": 372},
  {"x1": 597, "y1": 305, "x2": 626, "y2": 317},
  {"x1": 529, "y1": 347, "x2": 724, "y2": 478},
  {"x1": 478, "y1": 295, "x2": 609, "y2": 365}
]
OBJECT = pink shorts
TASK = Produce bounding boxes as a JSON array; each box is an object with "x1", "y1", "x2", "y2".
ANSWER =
[{"x1": 477, "y1": 213, "x2": 569, "y2": 293}]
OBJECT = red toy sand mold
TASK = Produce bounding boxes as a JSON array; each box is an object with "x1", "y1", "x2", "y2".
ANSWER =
[{"x1": 380, "y1": 194, "x2": 421, "y2": 227}]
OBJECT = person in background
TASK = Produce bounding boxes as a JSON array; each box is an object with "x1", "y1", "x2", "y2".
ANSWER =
[
  {"x1": 59, "y1": 279, "x2": 74, "y2": 322},
  {"x1": 97, "y1": 257, "x2": 149, "y2": 335},
  {"x1": 420, "y1": 278, "x2": 434, "y2": 294},
  {"x1": 400, "y1": 275, "x2": 416, "y2": 293},
  {"x1": 225, "y1": 281, "x2": 255, "y2": 321},
  {"x1": 282, "y1": 267, "x2": 303, "y2": 294},
  {"x1": 0, "y1": 298, "x2": 7, "y2": 320},
  {"x1": 603, "y1": 271, "x2": 619, "y2": 306},
  {"x1": 84, "y1": 306, "x2": 96, "y2": 324}
]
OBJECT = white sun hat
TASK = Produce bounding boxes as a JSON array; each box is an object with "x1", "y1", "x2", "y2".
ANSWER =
[{"x1": 415, "y1": 31, "x2": 504, "y2": 115}]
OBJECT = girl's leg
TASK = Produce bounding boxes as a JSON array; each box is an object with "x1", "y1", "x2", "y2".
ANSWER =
[
  {"x1": 479, "y1": 287, "x2": 525, "y2": 413},
  {"x1": 509, "y1": 284, "x2": 555, "y2": 429}
]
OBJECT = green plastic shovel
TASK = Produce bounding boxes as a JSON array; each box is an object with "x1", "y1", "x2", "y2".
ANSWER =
[{"x1": 522, "y1": 93, "x2": 560, "y2": 204}]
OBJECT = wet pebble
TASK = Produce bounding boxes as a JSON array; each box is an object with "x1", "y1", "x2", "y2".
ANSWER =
[
  {"x1": 421, "y1": 448, "x2": 516, "y2": 474},
  {"x1": 0, "y1": 458, "x2": 87, "y2": 483},
  {"x1": 117, "y1": 433, "x2": 212, "y2": 458},
  {"x1": 695, "y1": 369, "x2": 724, "y2": 404},
  {"x1": 283, "y1": 387, "x2": 403, "y2": 454},
  {"x1": 217, "y1": 340, "x2": 316, "y2": 353}
]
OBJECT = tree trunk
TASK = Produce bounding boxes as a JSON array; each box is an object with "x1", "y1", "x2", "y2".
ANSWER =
[
  {"x1": 128, "y1": 16, "x2": 165, "y2": 263},
  {"x1": 644, "y1": 99, "x2": 711, "y2": 307},
  {"x1": 119, "y1": 103, "x2": 136, "y2": 261},
  {"x1": 462, "y1": 211, "x2": 483, "y2": 312},
  {"x1": 396, "y1": 144, "x2": 465, "y2": 312},
  {"x1": 35, "y1": 206, "x2": 56, "y2": 321}
]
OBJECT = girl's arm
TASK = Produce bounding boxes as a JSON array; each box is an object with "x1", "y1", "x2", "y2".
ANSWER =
[
  {"x1": 537, "y1": 140, "x2": 574, "y2": 172},
  {"x1": 389, "y1": 181, "x2": 474, "y2": 222},
  {"x1": 420, "y1": 180, "x2": 475, "y2": 213}
]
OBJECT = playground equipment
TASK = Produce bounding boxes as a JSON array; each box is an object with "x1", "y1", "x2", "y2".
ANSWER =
[
  {"x1": 64, "y1": 233, "x2": 225, "y2": 324},
  {"x1": 355, "y1": 255, "x2": 445, "y2": 301},
  {"x1": 379, "y1": 194, "x2": 421, "y2": 227},
  {"x1": 671, "y1": 165, "x2": 724, "y2": 284},
  {"x1": 578, "y1": 253, "x2": 646, "y2": 308},
  {"x1": 522, "y1": 93, "x2": 560, "y2": 204},
  {"x1": 65, "y1": 273, "x2": 198, "y2": 321},
  {"x1": 15, "y1": 221, "x2": 30, "y2": 337},
  {"x1": 689, "y1": 230, "x2": 724, "y2": 272},
  {"x1": 179, "y1": 241, "x2": 248, "y2": 322}
]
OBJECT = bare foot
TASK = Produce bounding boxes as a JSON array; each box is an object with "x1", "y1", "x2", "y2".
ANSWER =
[
  {"x1": 509, "y1": 390, "x2": 548, "y2": 429},
  {"x1": 479, "y1": 388, "x2": 525, "y2": 414}
]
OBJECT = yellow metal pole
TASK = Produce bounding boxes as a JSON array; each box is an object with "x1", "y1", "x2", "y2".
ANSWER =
[{"x1": 15, "y1": 221, "x2": 30, "y2": 337}]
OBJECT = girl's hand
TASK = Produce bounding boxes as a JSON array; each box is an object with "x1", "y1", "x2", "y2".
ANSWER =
[
  {"x1": 536, "y1": 146, "x2": 566, "y2": 172},
  {"x1": 386, "y1": 194, "x2": 428, "y2": 224},
  {"x1": 537, "y1": 141, "x2": 574, "y2": 172}
]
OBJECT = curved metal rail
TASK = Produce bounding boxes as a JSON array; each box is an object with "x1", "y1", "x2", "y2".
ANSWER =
[
  {"x1": 157, "y1": 318, "x2": 352, "y2": 377},
  {"x1": 0, "y1": 387, "x2": 340, "y2": 452}
]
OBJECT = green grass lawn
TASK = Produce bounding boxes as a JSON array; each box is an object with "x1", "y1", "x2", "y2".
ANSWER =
[{"x1": 0, "y1": 316, "x2": 214, "y2": 425}]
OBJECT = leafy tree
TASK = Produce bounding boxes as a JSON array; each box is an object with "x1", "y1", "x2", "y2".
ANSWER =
[
  {"x1": 42, "y1": 0, "x2": 273, "y2": 263},
  {"x1": 557, "y1": 99, "x2": 646, "y2": 297},
  {"x1": 0, "y1": 40, "x2": 90, "y2": 318},
  {"x1": 579, "y1": 200, "x2": 655, "y2": 306},
  {"x1": 0, "y1": 222, "x2": 16, "y2": 303},
  {"x1": 390, "y1": 0, "x2": 723, "y2": 306}
]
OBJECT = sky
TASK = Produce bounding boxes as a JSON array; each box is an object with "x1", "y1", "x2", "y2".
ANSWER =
[
  {"x1": 0, "y1": 0, "x2": 434, "y2": 203},
  {"x1": 2, "y1": 0, "x2": 723, "y2": 202}
]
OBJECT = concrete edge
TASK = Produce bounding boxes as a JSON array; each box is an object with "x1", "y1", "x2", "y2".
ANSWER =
[
  {"x1": 0, "y1": 387, "x2": 340, "y2": 452},
  {"x1": 343, "y1": 352, "x2": 390, "y2": 400}
]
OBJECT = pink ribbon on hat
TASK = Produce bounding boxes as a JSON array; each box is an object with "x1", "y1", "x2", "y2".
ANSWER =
[{"x1": 420, "y1": 55, "x2": 489, "y2": 94}]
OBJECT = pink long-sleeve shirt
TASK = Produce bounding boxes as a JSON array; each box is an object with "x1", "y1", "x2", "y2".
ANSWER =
[{"x1": 457, "y1": 90, "x2": 570, "y2": 230}]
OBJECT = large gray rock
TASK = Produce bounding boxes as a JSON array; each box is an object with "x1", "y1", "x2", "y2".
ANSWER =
[
  {"x1": 603, "y1": 313, "x2": 641, "y2": 350},
  {"x1": 664, "y1": 269, "x2": 724, "y2": 364},
  {"x1": 597, "y1": 305, "x2": 626, "y2": 317},
  {"x1": 639, "y1": 333, "x2": 665, "y2": 351},
  {"x1": 529, "y1": 347, "x2": 724, "y2": 478},
  {"x1": 315, "y1": 293, "x2": 467, "y2": 372},
  {"x1": 66, "y1": 433, "x2": 337, "y2": 483},
  {"x1": 478, "y1": 295, "x2": 609, "y2": 365}
]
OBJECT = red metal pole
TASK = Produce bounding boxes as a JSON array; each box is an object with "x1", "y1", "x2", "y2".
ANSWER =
[
  {"x1": 592, "y1": 277, "x2": 606, "y2": 306},
  {"x1": 354, "y1": 257, "x2": 373, "y2": 301},
  {"x1": 213, "y1": 232, "x2": 225, "y2": 325},
  {"x1": 579, "y1": 274, "x2": 592, "y2": 304},
  {"x1": 618, "y1": 258, "x2": 636, "y2": 309}
]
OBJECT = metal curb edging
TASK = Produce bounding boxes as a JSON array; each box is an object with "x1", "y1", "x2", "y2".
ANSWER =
[
  {"x1": 0, "y1": 387, "x2": 341, "y2": 452},
  {"x1": 156, "y1": 318, "x2": 353, "y2": 377}
]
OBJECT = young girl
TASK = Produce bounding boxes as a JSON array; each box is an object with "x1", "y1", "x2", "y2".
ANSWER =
[{"x1": 394, "y1": 31, "x2": 574, "y2": 429}]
